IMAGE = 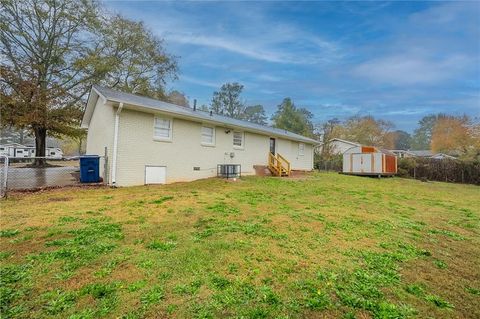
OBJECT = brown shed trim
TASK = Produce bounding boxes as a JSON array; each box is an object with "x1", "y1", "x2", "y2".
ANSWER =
[
  {"x1": 362, "y1": 146, "x2": 376, "y2": 153},
  {"x1": 382, "y1": 154, "x2": 386, "y2": 173}
]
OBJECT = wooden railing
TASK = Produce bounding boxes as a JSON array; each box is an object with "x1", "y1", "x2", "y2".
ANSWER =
[
  {"x1": 268, "y1": 152, "x2": 291, "y2": 176},
  {"x1": 277, "y1": 153, "x2": 291, "y2": 176},
  {"x1": 268, "y1": 153, "x2": 279, "y2": 175}
]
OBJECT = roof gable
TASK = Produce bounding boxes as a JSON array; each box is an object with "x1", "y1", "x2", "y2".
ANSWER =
[{"x1": 329, "y1": 138, "x2": 360, "y2": 146}]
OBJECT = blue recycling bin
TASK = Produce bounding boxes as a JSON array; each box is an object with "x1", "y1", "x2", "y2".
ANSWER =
[{"x1": 80, "y1": 155, "x2": 100, "y2": 183}]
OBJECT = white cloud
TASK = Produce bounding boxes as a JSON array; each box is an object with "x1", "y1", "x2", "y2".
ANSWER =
[
  {"x1": 167, "y1": 33, "x2": 290, "y2": 63},
  {"x1": 105, "y1": 1, "x2": 479, "y2": 131},
  {"x1": 353, "y1": 54, "x2": 472, "y2": 85},
  {"x1": 107, "y1": 1, "x2": 343, "y2": 65},
  {"x1": 318, "y1": 103, "x2": 362, "y2": 115},
  {"x1": 181, "y1": 75, "x2": 220, "y2": 88},
  {"x1": 166, "y1": 31, "x2": 342, "y2": 65},
  {"x1": 258, "y1": 89, "x2": 278, "y2": 95},
  {"x1": 385, "y1": 109, "x2": 428, "y2": 116},
  {"x1": 154, "y1": 6, "x2": 341, "y2": 64},
  {"x1": 256, "y1": 74, "x2": 282, "y2": 82},
  {"x1": 351, "y1": 2, "x2": 479, "y2": 86}
]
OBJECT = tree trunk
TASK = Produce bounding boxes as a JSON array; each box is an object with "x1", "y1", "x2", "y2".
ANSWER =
[
  {"x1": 19, "y1": 129, "x2": 24, "y2": 144},
  {"x1": 77, "y1": 138, "x2": 83, "y2": 156},
  {"x1": 33, "y1": 126, "x2": 47, "y2": 166}
]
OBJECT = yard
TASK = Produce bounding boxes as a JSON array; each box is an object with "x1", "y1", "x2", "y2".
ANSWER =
[{"x1": 1, "y1": 172, "x2": 479, "y2": 319}]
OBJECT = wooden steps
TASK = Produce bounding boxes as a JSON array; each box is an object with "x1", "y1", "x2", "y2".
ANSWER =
[{"x1": 268, "y1": 152, "x2": 291, "y2": 177}]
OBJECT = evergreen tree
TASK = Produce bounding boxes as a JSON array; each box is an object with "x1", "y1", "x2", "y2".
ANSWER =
[{"x1": 271, "y1": 98, "x2": 315, "y2": 137}]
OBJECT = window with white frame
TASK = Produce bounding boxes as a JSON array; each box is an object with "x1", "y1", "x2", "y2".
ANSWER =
[
  {"x1": 233, "y1": 131, "x2": 244, "y2": 148},
  {"x1": 154, "y1": 116, "x2": 172, "y2": 140},
  {"x1": 298, "y1": 143, "x2": 305, "y2": 156},
  {"x1": 201, "y1": 126, "x2": 215, "y2": 145}
]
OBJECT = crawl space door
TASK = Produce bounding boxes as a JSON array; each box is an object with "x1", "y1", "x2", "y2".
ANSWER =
[{"x1": 145, "y1": 166, "x2": 166, "y2": 184}]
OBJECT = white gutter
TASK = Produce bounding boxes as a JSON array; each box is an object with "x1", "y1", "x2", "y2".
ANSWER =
[{"x1": 111, "y1": 102, "x2": 123, "y2": 186}]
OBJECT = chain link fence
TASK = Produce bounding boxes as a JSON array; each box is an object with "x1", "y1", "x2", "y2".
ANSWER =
[
  {"x1": 315, "y1": 155, "x2": 343, "y2": 172},
  {"x1": 1, "y1": 156, "x2": 108, "y2": 196}
]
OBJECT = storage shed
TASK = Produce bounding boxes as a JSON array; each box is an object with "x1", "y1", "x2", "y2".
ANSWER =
[{"x1": 343, "y1": 146, "x2": 397, "y2": 176}]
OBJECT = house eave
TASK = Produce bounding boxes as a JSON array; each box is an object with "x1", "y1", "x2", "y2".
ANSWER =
[{"x1": 81, "y1": 87, "x2": 108, "y2": 128}]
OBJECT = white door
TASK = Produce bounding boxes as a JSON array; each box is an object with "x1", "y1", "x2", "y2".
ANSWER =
[
  {"x1": 361, "y1": 154, "x2": 370, "y2": 173},
  {"x1": 352, "y1": 154, "x2": 372, "y2": 173},
  {"x1": 145, "y1": 166, "x2": 166, "y2": 184}
]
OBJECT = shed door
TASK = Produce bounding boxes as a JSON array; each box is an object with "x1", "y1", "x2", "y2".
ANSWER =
[
  {"x1": 360, "y1": 154, "x2": 372, "y2": 173},
  {"x1": 352, "y1": 154, "x2": 372, "y2": 173},
  {"x1": 145, "y1": 166, "x2": 166, "y2": 184}
]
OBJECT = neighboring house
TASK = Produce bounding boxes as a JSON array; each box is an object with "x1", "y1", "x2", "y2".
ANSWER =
[
  {"x1": 0, "y1": 143, "x2": 63, "y2": 158},
  {"x1": 390, "y1": 150, "x2": 456, "y2": 160},
  {"x1": 0, "y1": 143, "x2": 26, "y2": 157},
  {"x1": 42, "y1": 147, "x2": 64, "y2": 159},
  {"x1": 390, "y1": 150, "x2": 417, "y2": 158},
  {"x1": 408, "y1": 150, "x2": 433, "y2": 158},
  {"x1": 81, "y1": 85, "x2": 318, "y2": 186},
  {"x1": 317, "y1": 138, "x2": 360, "y2": 155},
  {"x1": 430, "y1": 153, "x2": 457, "y2": 160}
]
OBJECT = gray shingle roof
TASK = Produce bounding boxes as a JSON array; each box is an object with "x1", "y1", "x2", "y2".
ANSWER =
[
  {"x1": 92, "y1": 85, "x2": 318, "y2": 144},
  {"x1": 408, "y1": 150, "x2": 433, "y2": 157}
]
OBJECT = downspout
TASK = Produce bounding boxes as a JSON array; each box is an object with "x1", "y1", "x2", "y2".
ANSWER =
[{"x1": 111, "y1": 102, "x2": 123, "y2": 186}]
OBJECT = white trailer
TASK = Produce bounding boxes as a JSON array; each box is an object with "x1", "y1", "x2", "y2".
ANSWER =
[
  {"x1": 0, "y1": 143, "x2": 30, "y2": 157},
  {"x1": 0, "y1": 144, "x2": 64, "y2": 159}
]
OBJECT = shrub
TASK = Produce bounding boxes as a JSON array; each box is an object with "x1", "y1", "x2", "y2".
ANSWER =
[{"x1": 398, "y1": 158, "x2": 480, "y2": 185}]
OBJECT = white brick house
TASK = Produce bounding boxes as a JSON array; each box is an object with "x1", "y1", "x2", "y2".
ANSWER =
[{"x1": 81, "y1": 86, "x2": 318, "y2": 186}]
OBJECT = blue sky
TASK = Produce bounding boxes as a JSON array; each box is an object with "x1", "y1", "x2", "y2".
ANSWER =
[{"x1": 105, "y1": 1, "x2": 480, "y2": 132}]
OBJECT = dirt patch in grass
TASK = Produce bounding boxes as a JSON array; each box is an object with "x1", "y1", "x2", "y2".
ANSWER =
[{"x1": 47, "y1": 196, "x2": 73, "y2": 202}]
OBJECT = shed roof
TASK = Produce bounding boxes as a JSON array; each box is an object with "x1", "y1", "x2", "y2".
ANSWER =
[
  {"x1": 380, "y1": 149, "x2": 396, "y2": 156},
  {"x1": 82, "y1": 85, "x2": 318, "y2": 144}
]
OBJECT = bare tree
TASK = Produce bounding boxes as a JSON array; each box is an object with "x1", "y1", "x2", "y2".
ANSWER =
[{"x1": 167, "y1": 90, "x2": 189, "y2": 107}]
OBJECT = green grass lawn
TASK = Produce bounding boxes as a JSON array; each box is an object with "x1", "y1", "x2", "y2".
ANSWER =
[{"x1": 1, "y1": 172, "x2": 479, "y2": 319}]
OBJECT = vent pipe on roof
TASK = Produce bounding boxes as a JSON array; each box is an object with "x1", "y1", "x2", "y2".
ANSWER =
[{"x1": 193, "y1": 99, "x2": 197, "y2": 111}]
